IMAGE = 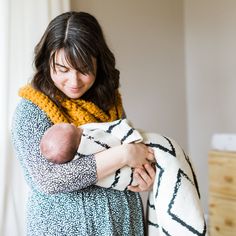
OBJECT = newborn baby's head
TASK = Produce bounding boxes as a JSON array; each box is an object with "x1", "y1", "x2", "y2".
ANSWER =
[{"x1": 40, "y1": 123, "x2": 82, "y2": 164}]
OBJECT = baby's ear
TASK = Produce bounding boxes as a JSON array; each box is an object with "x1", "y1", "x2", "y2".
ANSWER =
[{"x1": 77, "y1": 127, "x2": 83, "y2": 134}]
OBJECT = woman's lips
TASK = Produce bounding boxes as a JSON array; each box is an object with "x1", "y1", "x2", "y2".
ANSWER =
[{"x1": 68, "y1": 87, "x2": 82, "y2": 92}]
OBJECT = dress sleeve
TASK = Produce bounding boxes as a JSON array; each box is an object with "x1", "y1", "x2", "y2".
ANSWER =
[{"x1": 11, "y1": 99, "x2": 97, "y2": 194}]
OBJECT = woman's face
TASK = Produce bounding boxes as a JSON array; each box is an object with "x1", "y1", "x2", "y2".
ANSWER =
[{"x1": 50, "y1": 49, "x2": 96, "y2": 99}]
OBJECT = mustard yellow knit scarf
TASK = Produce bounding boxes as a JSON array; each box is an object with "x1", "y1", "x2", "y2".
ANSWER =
[{"x1": 19, "y1": 84, "x2": 123, "y2": 126}]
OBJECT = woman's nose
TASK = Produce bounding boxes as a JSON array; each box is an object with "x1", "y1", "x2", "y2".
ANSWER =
[{"x1": 69, "y1": 71, "x2": 81, "y2": 86}]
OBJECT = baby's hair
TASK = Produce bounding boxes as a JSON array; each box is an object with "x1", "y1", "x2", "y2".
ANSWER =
[{"x1": 40, "y1": 123, "x2": 79, "y2": 164}]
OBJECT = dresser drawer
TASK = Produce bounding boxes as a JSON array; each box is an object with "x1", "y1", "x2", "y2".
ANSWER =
[
  {"x1": 209, "y1": 195, "x2": 236, "y2": 236},
  {"x1": 209, "y1": 151, "x2": 236, "y2": 199}
]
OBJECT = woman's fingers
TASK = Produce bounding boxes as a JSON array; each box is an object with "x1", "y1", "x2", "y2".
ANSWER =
[
  {"x1": 148, "y1": 147, "x2": 154, "y2": 154},
  {"x1": 127, "y1": 185, "x2": 142, "y2": 192},
  {"x1": 135, "y1": 167, "x2": 151, "y2": 185},
  {"x1": 128, "y1": 163, "x2": 156, "y2": 192},
  {"x1": 146, "y1": 147, "x2": 155, "y2": 162},
  {"x1": 143, "y1": 163, "x2": 156, "y2": 179}
]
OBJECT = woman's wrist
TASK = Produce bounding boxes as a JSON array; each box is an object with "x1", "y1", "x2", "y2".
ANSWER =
[
  {"x1": 118, "y1": 144, "x2": 131, "y2": 166},
  {"x1": 95, "y1": 145, "x2": 127, "y2": 180}
]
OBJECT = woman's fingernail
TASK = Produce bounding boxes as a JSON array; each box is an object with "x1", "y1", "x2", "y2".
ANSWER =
[{"x1": 149, "y1": 148, "x2": 154, "y2": 153}]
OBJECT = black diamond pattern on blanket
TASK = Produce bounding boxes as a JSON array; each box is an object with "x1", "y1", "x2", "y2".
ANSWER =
[
  {"x1": 167, "y1": 169, "x2": 207, "y2": 235},
  {"x1": 146, "y1": 136, "x2": 176, "y2": 158},
  {"x1": 106, "y1": 119, "x2": 122, "y2": 133},
  {"x1": 155, "y1": 162, "x2": 164, "y2": 198}
]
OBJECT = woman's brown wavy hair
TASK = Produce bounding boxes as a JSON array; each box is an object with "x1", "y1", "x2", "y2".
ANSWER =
[{"x1": 31, "y1": 11, "x2": 120, "y2": 112}]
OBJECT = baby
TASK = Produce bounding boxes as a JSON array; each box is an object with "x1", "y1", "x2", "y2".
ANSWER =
[
  {"x1": 40, "y1": 121, "x2": 141, "y2": 190},
  {"x1": 40, "y1": 123, "x2": 83, "y2": 164}
]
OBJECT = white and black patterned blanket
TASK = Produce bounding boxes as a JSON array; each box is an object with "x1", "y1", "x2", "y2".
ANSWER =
[{"x1": 77, "y1": 119, "x2": 207, "y2": 236}]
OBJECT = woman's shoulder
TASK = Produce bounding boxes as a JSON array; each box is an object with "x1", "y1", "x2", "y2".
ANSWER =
[
  {"x1": 15, "y1": 98, "x2": 46, "y2": 116},
  {"x1": 16, "y1": 97, "x2": 46, "y2": 112},
  {"x1": 13, "y1": 98, "x2": 51, "y2": 127},
  {"x1": 12, "y1": 98, "x2": 52, "y2": 150}
]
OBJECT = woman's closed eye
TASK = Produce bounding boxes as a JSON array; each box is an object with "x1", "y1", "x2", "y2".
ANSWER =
[
  {"x1": 58, "y1": 68, "x2": 69, "y2": 73},
  {"x1": 55, "y1": 63, "x2": 69, "y2": 73}
]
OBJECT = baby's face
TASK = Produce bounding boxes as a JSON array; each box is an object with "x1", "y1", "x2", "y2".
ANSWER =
[{"x1": 69, "y1": 124, "x2": 83, "y2": 137}]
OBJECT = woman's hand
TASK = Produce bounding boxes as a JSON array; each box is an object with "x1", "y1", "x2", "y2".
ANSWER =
[
  {"x1": 128, "y1": 163, "x2": 156, "y2": 192},
  {"x1": 95, "y1": 143, "x2": 154, "y2": 180},
  {"x1": 123, "y1": 143, "x2": 154, "y2": 168}
]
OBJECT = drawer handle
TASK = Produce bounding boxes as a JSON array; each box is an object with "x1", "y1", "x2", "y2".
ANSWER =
[
  {"x1": 224, "y1": 176, "x2": 233, "y2": 183},
  {"x1": 225, "y1": 218, "x2": 234, "y2": 227}
]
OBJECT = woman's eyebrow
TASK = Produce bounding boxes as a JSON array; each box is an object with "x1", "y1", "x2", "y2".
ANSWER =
[{"x1": 55, "y1": 63, "x2": 68, "y2": 68}]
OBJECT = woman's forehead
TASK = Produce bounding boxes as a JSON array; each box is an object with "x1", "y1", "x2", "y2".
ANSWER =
[
  {"x1": 52, "y1": 48, "x2": 96, "y2": 70},
  {"x1": 53, "y1": 49, "x2": 70, "y2": 66}
]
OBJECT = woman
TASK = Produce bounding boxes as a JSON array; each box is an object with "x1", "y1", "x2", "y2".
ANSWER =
[{"x1": 12, "y1": 11, "x2": 155, "y2": 235}]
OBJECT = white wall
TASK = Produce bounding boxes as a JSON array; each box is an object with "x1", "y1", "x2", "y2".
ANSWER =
[
  {"x1": 184, "y1": 0, "x2": 236, "y2": 212},
  {"x1": 71, "y1": 0, "x2": 187, "y2": 149}
]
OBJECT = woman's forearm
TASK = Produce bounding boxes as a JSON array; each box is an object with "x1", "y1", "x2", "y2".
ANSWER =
[
  {"x1": 95, "y1": 143, "x2": 153, "y2": 180},
  {"x1": 95, "y1": 145, "x2": 127, "y2": 180}
]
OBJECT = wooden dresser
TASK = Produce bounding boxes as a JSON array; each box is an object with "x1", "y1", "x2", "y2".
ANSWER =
[{"x1": 208, "y1": 151, "x2": 236, "y2": 235}]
